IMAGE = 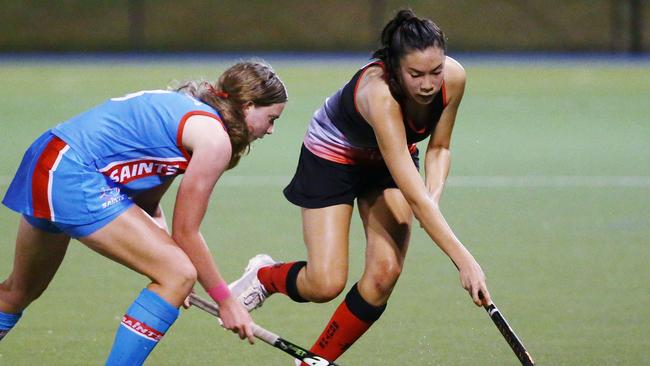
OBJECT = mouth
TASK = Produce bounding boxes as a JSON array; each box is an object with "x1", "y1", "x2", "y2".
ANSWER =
[{"x1": 415, "y1": 94, "x2": 435, "y2": 103}]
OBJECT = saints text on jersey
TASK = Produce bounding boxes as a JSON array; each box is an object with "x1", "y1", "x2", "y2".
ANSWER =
[{"x1": 99, "y1": 157, "x2": 188, "y2": 184}]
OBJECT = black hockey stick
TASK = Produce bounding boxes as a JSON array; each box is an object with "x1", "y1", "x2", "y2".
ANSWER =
[
  {"x1": 189, "y1": 293, "x2": 341, "y2": 366},
  {"x1": 482, "y1": 300, "x2": 535, "y2": 366}
]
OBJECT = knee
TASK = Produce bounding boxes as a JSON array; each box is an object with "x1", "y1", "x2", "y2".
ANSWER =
[
  {"x1": 0, "y1": 279, "x2": 45, "y2": 311},
  {"x1": 172, "y1": 260, "x2": 198, "y2": 293},
  {"x1": 305, "y1": 272, "x2": 347, "y2": 303},
  {"x1": 157, "y1": 253, "x2": 197, "y2": 294},
  {"x1": 364, "y1": 260, "x2": 403, "y2": 296},
  {"x1": 310, "y1": 279, "x2": 346, "y2": 303}
]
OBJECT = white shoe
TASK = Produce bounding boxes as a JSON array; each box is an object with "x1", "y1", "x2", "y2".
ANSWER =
[
  {"x1": 294, "y1": 358, "x2": 329, "y2": 366},
  {"x1": 229, "y1": 254, "x2": 277, "y2": 312}
]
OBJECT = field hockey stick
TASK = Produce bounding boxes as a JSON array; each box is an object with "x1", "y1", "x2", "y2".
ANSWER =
[
  {"x1": 480, "y1": 293, "x2": 535, "y2": 366},
  {"x1": 189, "y1": 293, "x2": 341, "y2": 366}
]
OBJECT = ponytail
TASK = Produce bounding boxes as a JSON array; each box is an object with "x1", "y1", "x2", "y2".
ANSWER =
[
  {"x1": 175, "y1": 60, "x2": 287, "y2": 169},
  {"x1": 372, "y1": 9, "x2": 447, "y2": 98}
]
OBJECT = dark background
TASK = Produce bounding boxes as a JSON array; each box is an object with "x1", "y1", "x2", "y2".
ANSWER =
[{"x1": 1, "y1": 0, "x2": 647, "y2": 54}]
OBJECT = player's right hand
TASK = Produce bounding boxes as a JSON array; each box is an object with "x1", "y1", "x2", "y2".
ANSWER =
[{"x1": 217, "y1": 297, "x2": 255, "y2": 344}]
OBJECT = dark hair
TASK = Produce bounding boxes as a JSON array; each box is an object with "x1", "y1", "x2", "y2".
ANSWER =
[
  {"x1": 175, "y1": 60, "x2": 287, "y2": 169},
  {"x1": 372, "y1": 9, "x2": 447, "y2": 98}
]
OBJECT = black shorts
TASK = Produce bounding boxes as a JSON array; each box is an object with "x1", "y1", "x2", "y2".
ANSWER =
[{"x1": 283, "y1": 145, "x2": 419, "y2": 209}]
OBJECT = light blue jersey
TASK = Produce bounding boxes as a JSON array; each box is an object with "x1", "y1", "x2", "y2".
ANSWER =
[
  {"x1": 2, "y1": 90, "x2": 223, "y2": 237},
  {"x1": 52, "y1": 90, "x2": 220, "y2": 193}
]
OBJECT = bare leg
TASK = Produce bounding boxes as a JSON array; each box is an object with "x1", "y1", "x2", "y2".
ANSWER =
[
  {"x1": 79, "y1": 205, "x2": 197, "y2": 365},
  {"x1": 299, "y1": 189, "x2": 412, "y2": 364},
  {"x1": 357, "y1": 187, "x2": 412, "y2": 306},
  {"x1": 79, "y1": 204, "x2": 196, "y2": 306},
  {"x1": 0, "y1": 217, "x2": 70, "y2": 313},
  {"x1": 236, "y1": 204, "x2": 353, "y2": 311},
  {"x1": 295, "y1": 204, "x2": 353, "y2": 302}
]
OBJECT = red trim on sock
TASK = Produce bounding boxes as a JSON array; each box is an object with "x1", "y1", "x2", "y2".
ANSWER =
[
  {"x1": 120, "y1": 314, "x2": 164, "y2": 342},
  {"x1": 257, "y1": 262, "x2": 297, "y2": 295},
  {"x1": 302, "y1": 302, "x2": 372, "y2": 364}
]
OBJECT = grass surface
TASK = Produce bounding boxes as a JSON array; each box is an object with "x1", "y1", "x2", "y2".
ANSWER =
[{"x1": 0, "y1": 57, "x2": 649, "y2": 365}]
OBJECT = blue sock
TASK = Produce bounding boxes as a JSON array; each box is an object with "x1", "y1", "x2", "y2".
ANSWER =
[
  {"x1": 0, "y1": 310, "x2": 22, "y2": 341},
  {"x1": 105, "y1": 288, "x2": 179, "y2": 366}
]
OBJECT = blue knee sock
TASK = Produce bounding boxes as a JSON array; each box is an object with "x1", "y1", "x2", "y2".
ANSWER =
[
  {"x1": 105, "y1": 288, "x2": 179, "y2": 366},
  {"x1": 0, "y1": 310, "x2": 22, "y2": 341}
]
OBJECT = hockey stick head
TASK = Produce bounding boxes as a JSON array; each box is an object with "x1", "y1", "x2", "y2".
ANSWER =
[
  {"x1": 276, "y1": 338, "x2": 339, "y2": 366},
  {"x1": 302, "y1": 356, "x2": 334, "y2": 366}
]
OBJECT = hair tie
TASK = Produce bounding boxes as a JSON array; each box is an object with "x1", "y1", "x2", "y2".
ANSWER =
[{"x1": 208, "y1": 84, "x2": 229, "y2": 99}]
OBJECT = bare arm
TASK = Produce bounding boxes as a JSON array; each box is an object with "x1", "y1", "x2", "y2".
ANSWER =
[
  {"x1": 171, "y1": 115, "x2": 254, "y2": 342},
  {"x1": 424, "y1": 57, "x2": 465, "y2": 204},
  {"x1": 172, "y1": 116, "x2": 230, "y2": 291},
  {"x1": 357, "y1": 67, "x2": 490, "y2": 306}
]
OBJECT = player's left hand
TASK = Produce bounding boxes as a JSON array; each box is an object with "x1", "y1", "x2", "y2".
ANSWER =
[{"x1": 457, "y1": 255, "x2": 491, "y2": 307}]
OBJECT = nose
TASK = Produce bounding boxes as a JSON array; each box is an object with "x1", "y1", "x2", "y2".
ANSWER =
[{"x1": 421, "y1": 76, "x2": 434, "y2": 92}]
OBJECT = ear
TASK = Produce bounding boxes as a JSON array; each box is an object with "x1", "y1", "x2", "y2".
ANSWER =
[{"x1": 242, "y1": 101, "x2": 254, "y2": 116}]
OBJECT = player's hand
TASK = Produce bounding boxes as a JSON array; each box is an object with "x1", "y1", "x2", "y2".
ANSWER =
[
  {"x1": 217, "y1": 297, "x2": 255, "y2": 344},
  {"x1": 182, "y1": 289, "x2": 195, "y2": 309},
  {"x1": 457, "y1": 255, "x2": 491, "y2": 307}
]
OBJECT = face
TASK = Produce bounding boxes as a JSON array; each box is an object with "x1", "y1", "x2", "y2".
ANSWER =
[
  {"x1": 243, "y1": 102, "x2": 286, "y2": 141},
  {"x1": 398, "y1": 46, "x2": 446, "y2": 105}
]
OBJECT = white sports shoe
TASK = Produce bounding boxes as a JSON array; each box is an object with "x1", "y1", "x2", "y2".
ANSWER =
[
  {"x1": 294, "y1": 358, "x2": 329, "y2": 366},
  {"x1": 229, "y1": 254, "x2": 277, "y2": 312}
]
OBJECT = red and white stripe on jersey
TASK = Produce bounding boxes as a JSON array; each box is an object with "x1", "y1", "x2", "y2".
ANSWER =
[
  {"x1": 303, "y1": 106, "x2": 418, "y2": 165},
  {"x1": 120, "y1": 315, "x2": 164, "y2": 342},
  {"x1": 176, "y1": 110, "x2": 226, "y2": 160},
  {"x1": 31, "y1": 136, "x2": 70, "y2": 221},
  {"x1": 306, "y1": 141, "x2": 418, "y2": 165},
  {"x1": 99, "y1": 156, "x2": 189, "y2": 184}
]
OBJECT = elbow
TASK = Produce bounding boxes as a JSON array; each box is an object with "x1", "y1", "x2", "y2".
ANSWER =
[
  {"x1": 171, "y1": 227, "x2": 197, "y2": 246},
  {"x1": 407, "y1": 193, "x2": 440, "y2": 223},
  {"x1": 406, "y1": 193, "x2": 436, "y2": 214},
  {"x1": 428, "y1": 146, "x2": 451, "y2": 162},
  {"x1": 171, "y1": 217, "x2": 202, "y2": 243},
  {"x1": 171, "y1": 232, "x2": 184, "y2": 246}
]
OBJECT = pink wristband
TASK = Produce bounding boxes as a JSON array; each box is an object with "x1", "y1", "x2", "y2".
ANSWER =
[{"x1": 207, "y1": 281, "x2": 231, "y2": 303}]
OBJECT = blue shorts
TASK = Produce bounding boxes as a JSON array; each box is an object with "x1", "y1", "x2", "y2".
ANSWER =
[{"x1": 2, "y1": 131, "x2": 133, "y2": 238}]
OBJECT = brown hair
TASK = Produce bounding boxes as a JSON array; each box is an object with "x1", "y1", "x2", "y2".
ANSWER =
[{"x1": 175, "y1": 60, "x2": 287, "y2": 169}]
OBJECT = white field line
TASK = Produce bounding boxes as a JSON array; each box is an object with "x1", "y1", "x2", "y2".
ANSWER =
[
  {"x1": 215, "y1": 175, "x2": 650, "y2": 188},
  {"x1": 1, "y1": 175, "x2": 650, "y2": 188},
  {"x1": 447, "y1": 175, "x2": 650, "y2": 188}
]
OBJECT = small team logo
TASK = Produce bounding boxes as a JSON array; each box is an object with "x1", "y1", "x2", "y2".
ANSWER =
[
  {"x1": 100, "y1": 186, "x2": 121, "y2": 199},
  {"x1": 100, "y1": 186, "x2": 125, "y2": 209}
]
